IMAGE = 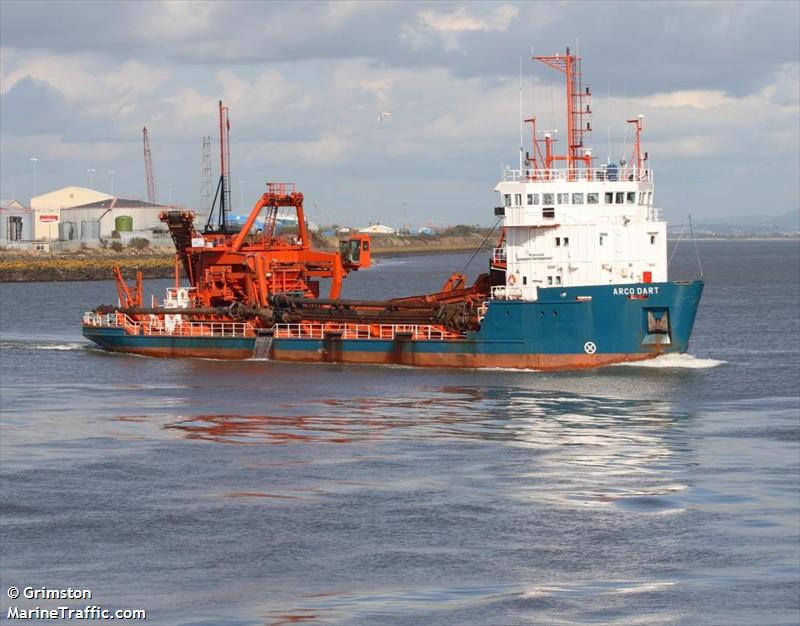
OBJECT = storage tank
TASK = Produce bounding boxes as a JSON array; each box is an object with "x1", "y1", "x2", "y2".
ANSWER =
[
  {"x1": 115, "y1": 215, "x2": 133, "y2": 232},
  {"x1": 58, "y1": 221, "x2": 78, "y2": 241},
  {"x1": 80, "y1": 220, "x2": 101, "y2": 240}
]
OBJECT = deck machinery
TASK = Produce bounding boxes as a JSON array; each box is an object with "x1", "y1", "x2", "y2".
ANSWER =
[{"x1": 85, "y1": 181, "x2": 494, "y2": 359}]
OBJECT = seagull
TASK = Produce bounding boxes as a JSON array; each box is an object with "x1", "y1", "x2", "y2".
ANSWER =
[{"x1": 378, "y1": 111, "x2": 393, "y2": 124}]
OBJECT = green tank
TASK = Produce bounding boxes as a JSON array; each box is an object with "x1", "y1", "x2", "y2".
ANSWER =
[{"x1": 115, "y1": 215, "x2": 133, "y2": 232}]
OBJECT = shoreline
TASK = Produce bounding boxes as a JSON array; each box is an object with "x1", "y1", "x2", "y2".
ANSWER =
[
  {"x1": 1, "y1": 236, "x2": 796, "y2": 283},
  {"x1": 0, "y1": 243, "x2": 491, "y2": 283}
]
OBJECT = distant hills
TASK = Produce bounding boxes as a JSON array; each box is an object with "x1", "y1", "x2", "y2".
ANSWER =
[{"x1": 669, "y1": 210, "x2": 800, "y2": 237}]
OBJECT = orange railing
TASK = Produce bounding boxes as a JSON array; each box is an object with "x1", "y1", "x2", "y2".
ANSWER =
[
  {"x1": 273, "y1": 322, "x2": 461, "y2": 341},
  {"x1": 83, "y1": 312, "x2": 253, "y2": 338}
]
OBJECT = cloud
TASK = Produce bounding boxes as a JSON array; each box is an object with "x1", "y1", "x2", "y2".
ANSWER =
[
  {"x1": 0, "y1": 1, "x2": 797, "y2": 220},
  {"x1": 402, "y1": 4, "x2": 519, "y2": 51},
  {"x1": 1, "y1": 48, "x2": 170, "y2": 120}
]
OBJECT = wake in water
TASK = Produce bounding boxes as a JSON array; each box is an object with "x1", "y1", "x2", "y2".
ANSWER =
[
  {"x1": 613, "y1": 353, "x2": 725, "y2": 369},
  {"x1": 0, "y1": 337, "x2": 90, "y2": 352}
]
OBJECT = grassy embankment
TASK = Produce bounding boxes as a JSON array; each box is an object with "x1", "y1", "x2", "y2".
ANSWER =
[{"x1": 0, "y1": 230, "x2": 496, "y2": 282}]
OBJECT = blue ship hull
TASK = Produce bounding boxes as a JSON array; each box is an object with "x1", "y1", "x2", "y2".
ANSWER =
[{"x1": 83, "y1": 280, "x2": 703, "y2": 370}]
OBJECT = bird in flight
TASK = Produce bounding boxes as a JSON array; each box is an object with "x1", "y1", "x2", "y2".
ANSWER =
[{"x1": 378, "y1": 111, "x2": 393, "y2": 124}]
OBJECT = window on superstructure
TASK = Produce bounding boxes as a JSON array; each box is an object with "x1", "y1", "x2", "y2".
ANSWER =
[
  {"x1": 522, "y1": 276, "x2": 528, "y2": 286},
  {"x1": 555, "y1": 237, "x2": 561, "y2": 247},
  {"x1": 563, "y1": 237, "x2": 569, "y2": 247},
  {"x1": 587, "y1": 193, "x2": 599, "y2": 204},
  {"x1": 604, "y1": 192, "x2": 613, "y2": 204},
  {"x1": 647, "y1": 192, "x2": 653, "y2": 205},
  {"x1": 615, "y1": 192, "x2": 625, "y2": 204},
  {"x1": 555, "y1": 276, "x2": 562, "y2": 286},
  {"x1": 599, "y1": 233, "x2": 606, "y2": 246},
  {"x1": 543, "y1": 193, "x2": 554, "y2": 205},
  {"x1": 557, "y1": 193, "x2": 569, "y2": 204},
  {"x1": 650, "y1": 234, "x2": 656, "y2": 245},
  {"x1": 514, "y1": 194, "x2": 522, "y2": 206},
  {"x1": 531, "y1": 193, "x2": 539, "y2": 205},
  {"x1": 547, "y1": 276, "x2": 553, "y2": 285},
  {"x1": 542, "y1": 207, "x2": 555, "y2": 219},
  {"x1": 572, "y1": 193, "x2": 584, "y2": 204},
  {"x1": 504, "y1": 194, "x2": 511, "y2": 207},
  {"x1": 638, "y1": 192, "x2": 645, "y2": 205},
  {"x1": 627, "y1": 192, "x2": 636, "y2": 204},
  {"x1": 526, "y1": 194, "x2": 533, "y2": 205}
]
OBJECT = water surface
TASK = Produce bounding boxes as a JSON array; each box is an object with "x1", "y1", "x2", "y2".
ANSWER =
[{"x1": 1, "y1": 240, "x2": 798, "y2": 625}]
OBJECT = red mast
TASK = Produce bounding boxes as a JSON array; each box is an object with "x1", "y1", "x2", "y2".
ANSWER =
[
  {"x1": 142, "y1": 127, "x2": 156, "y2": 204},
  {"x1": 627, "y1": 115, "x2": 644, "y2": 179},
  {"x1": 533, "y1": 48, "x2": 593, "y2": 180}
]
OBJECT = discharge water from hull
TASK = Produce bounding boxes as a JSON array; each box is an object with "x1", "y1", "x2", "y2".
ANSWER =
[{"x1": 252, "y1": 335, "x2": 273, "y2": 360}]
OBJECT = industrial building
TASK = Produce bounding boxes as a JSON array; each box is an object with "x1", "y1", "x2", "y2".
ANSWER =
[
  {"x1": 31, "y1": 186, "x2": 113, "y2": 240},
  {"x1": 62, "y1": 197, "x2": 170, "y2": 239},
  {"x1": 0, "y1": 199, "x2": 33, "y2": 244},
  {"x1": 358, "y1": 224, "x2": 396, "y2": 234},
  {"x1": 29, "y1": 186, "x2": 173, "y2": 242}
]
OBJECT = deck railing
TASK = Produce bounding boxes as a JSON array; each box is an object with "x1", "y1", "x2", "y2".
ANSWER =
[
  {"x1": 501, "y1": 167, "x2": 653, "y2": 183},
  {"x1": 273, "y1": 322, "x2": 461, "y2": 341},
  {"x1": 83, "y1": 312, "x2": 253, "y2": 337}
]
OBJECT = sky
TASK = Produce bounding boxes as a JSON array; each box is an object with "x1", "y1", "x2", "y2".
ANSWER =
[{"x1": 1, "y1": 0, "x2": 798, "y2": 227}]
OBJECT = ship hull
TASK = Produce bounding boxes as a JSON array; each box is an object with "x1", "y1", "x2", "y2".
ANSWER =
[{"x1": 83, "y1": 280, "x2": 703, "y2": 370}]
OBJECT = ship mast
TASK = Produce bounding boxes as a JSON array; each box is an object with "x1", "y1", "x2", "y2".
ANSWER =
[{"x1": 533, "y1": 47, "x2": 592, "y2": 180}]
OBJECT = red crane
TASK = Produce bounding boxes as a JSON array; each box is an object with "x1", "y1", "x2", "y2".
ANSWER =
[{"x1": 142, "y1": 126, "x2": 156, "y2": 204}]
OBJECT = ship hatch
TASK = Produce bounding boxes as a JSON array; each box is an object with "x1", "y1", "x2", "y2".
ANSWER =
[{"x1": 642, "y1": 307, "x2": 671, "y2": 345}]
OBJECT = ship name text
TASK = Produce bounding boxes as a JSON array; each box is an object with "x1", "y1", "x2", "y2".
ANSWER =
[{"x1": 613, "y1": 286, "x2": 659, "y2": 296}]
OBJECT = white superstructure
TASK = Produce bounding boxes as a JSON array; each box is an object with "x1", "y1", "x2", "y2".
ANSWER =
[
  {"x1": 493, "y1": 49, "x2": 668, "y2": 301},
  {"x1": 495, "y1": 166, "x2": 666, "y2": 300}
]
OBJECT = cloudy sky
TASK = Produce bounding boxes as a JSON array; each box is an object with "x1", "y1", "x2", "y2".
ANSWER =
[{"x1": 1, "y1": 0, "x2": 798, "y2": 226}]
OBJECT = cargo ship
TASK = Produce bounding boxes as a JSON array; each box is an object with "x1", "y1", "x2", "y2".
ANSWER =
[{"x1": 83, "y1": 50, "x2": 703, "y2": 369}]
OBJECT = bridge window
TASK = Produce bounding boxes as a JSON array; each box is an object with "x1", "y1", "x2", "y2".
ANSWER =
[
  {"x1": 504, "y1": 194, "x2": 511, "y2": 207},
  {"x1": 527, "y1": 193, "x2": 539, "y2": 205},
  {"x1": 604, "y1": 192, "x2": 613, "y2": 204},
  {"x1": 627, "y1": 192, "x2": 636, "y2": 204},
  {"x1": 572, "y1": 193, "x2": 584, "y2": 204},
  {"x1": 615, "y1": 192, "x2": 624, "y2": 204},
  {"x1": 514, "y1": 194, "x2": 522, "y2": 206},
  {"x1": 543, "y1": 207, "x2": 555, "y2": 219},
  {"x1": 587, "y1": 193, "x2": 599, "y2": 204},
  {"x1": 543, "y1": 193, "x2": 554, "y2": 205},
  {"x1": 557, "y1": 193, "x2": 569, "y2": 204}
]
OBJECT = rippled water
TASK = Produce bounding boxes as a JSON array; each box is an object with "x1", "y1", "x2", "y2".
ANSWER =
[{"x1": 1, "y1": 241, "x2": 798, "y2": 625}]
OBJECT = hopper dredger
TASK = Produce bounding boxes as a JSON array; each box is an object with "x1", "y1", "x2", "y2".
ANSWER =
[{"x1": 83, "y1": 49, "x2": 703, "y2": 369}]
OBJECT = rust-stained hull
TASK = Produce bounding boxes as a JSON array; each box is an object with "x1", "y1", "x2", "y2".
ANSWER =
[
  {"x1": 272, "y1": 347, "x2": 659, "y2": 370},
  {"x1": 83, "y1": 280, "x2": 703, "y2": 371}
]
